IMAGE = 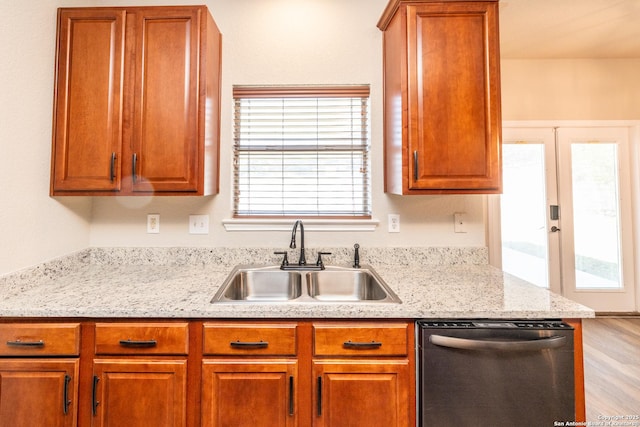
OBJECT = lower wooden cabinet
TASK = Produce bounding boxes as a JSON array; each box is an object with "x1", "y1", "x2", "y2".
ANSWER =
[
  {"x1": 0, "y1": 359, "x2": 79, "y2": 427},
  {"x1": 201, "y1": 321, "x2": 414, "y2": 427},
  {"x1": 311, "y1": 322, "x2": 413, "y2": 427},
  {"x1": 88, "y1": 322, "x2": 190, "y2": 427},
  {"x1": 0, "y1": 323, "x2": 80, "y2": 427},
  {"x1": 312, "y1": 360, "x2": 411, "y2": 427},
  {"x1": 92, "y1": 359, "x2": 187, "y2": 427},
  {"x1": 201, "y1": 360, "x2": 298, "y2": 427}
]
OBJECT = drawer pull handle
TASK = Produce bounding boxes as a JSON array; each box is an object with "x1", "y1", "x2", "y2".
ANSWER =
[
  {"x1": 6, "y1": 339, "x2": 45, "y2": 347},
  {"x1": 343, "y1": 340, "x2": 382, "y2": 349},
  {"x1": 230, "y1": 340, "x2": 269, "y2": 349},
  {"x1": 119, "y1": 339, "x2": 157, "y2": 348}
]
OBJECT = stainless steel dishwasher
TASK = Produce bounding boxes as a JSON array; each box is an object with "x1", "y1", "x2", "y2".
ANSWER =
[{"x1": 417, "y1": 320, "x2": 575, "y2": 427}]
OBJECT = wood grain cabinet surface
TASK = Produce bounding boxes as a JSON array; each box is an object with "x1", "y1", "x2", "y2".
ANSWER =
[
  {"x1": 0, "y1": 319, "x2": 584, "y2": 426},
  {"x1": 201, "y1": 322, "x2": 300, "y2": 427},
  {"x1": 311, "y1": 322, "x2": 413, "y2": 427},
  {"x1": 50, "y1": 6, "x2": 222, "y2": 196},
  {"x1": 201, "y1": 321, "x2": 414, "y2": 427},
  {"x1": 378, "y1": 0, "x2": 502, "y2": 194},
  {"x1": 88, "y1": 322, "x2": 190, "y2": 427},
  {"x1": 0, "y1": 323, "x2": 80, "y2": 427}
]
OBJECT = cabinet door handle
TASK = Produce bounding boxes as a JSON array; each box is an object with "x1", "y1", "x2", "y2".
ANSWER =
[
  {"x1": 413, "y1": 150, "x2": 419, "y2": 181},
  {"x1": 343, "y1": 340, "x2": 382, "y2": 349},
  {"x1": 316, "y1": 376, "x2": 322, "y2": 416},
  {"x1": 6, "y1": 339, "x2": 45, "y2": 347},
  {"x1": 288, "y1": 375, "x2": 294, "y2": 416},
  {"x1": 92, "y1": 376, "x2": 100, "y2": 416},
  {"x1": 132, "y1": 153, "x2": 138, "y2": 183},
  {"x1": 110, "y1": 152, "x2": 116, "y2": 182},
  {"x1": 119, "y1": 339, "x2": 157, "y2": 348},
  {"x1": 229, "y1": 340, "x2": 269, "y2": 349},
  {"x1": 63, "y1": 374, "x2": 72, "y2": 415}
]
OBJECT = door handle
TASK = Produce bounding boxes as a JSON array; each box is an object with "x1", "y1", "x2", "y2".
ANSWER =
[
  {"x1": 429, "y1": 334, "x2": 567, "y2": 351},
  {"x1": 132, "y1": 153, "x2": 138, "y2": 183},
  {"x1": 63, "y1": 374, "x2": 72, "y2": 415},
  {"x1": 92, "y1": 376, "x2": 100, "y2": 416},
  {"x1": 550, "y1": 226, "x2": 561, "y2": 232},
  {"x1": 317, "y1": 376, "x2": 323, "y2": 416}
]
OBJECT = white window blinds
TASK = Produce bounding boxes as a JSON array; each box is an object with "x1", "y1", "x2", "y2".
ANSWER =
[{"x1": 233, "y1": 86, "x2": 371, "y2": 218}]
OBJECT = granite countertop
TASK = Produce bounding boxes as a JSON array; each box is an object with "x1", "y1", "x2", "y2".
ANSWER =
[{"x1": 0, "y1": 247, "x2": 594, "y2": 319}]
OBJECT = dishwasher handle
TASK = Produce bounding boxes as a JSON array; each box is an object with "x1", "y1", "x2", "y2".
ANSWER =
[{"x1": 429, "y1": 334, "x2": 567, "y2": 352}]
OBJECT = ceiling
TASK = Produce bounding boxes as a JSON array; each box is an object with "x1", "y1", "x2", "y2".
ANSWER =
[{"x1": 499, "y1": 0, "x2": 640, "y2": 58}]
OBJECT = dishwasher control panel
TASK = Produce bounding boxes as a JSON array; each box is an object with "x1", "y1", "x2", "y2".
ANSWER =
[{"x1": 417, "y1": 319, "x2": 573, "y2": 330}]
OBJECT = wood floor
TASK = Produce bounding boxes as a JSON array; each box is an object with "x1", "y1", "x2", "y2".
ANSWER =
[{"x1": 582, "y1": 317, "x2": 640, "y2": 420}]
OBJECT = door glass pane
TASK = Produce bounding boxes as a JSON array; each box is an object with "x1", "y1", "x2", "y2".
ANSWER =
[
  {"x1": 501, "y1": 144, "x2": 549, "y2": 288},
  {"x1": 571, "y1": 143, "x2": 622, "y2": 289}
]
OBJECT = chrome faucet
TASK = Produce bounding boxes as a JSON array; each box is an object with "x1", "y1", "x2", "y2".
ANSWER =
[{"x1": 289, "y1": 220, "x2": 307, "y2": 266}]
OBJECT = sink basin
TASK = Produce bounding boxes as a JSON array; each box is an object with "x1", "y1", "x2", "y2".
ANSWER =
[
  {"x1": 211, "y1": 265, "x2": 400, "y2": 304},
  {"x1": 307, "y1": 270, "x2": 393, "y2": 301},
  {"x1": 213, "y1": 267, "x2": 302, "y2": 302}
]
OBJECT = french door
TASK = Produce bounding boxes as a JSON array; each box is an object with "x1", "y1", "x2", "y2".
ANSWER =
[{"x1": 495, "y1": 126, "x2": 636, "y2": 312}]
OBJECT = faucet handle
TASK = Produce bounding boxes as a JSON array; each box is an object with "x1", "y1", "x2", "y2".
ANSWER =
[
  {"x1": 315, "y1": 252, "x2": 332, "y2": 269},
  {"x1": 274, "y1": 251, "x2": 289, "y2": 269},
  {"x1": 353, "y1": 243, "x2": 360, "y2": 268}
]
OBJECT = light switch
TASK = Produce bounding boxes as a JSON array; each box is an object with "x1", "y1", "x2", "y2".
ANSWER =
[{"x1": 189, "y1": 215, "x2": 209, "y2": 234}]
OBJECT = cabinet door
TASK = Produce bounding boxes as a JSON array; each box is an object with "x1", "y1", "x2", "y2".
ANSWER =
[
  {"x1": 313, "y1": 360, "x2": 410, "y2": 427},
  {"x1": 407, "y1": 2, "x2": 501, "y2": 192},
  {"x1": 202, "y1": 359, "x2": 298, "y2": 427},
  {"x1": 51, "y1": 9, "x2": 125, "y2": 193},
  {"x1": 128, "y1": 8, "x2": 201, "y2": 193},
  {"x1": 0, "y1": 359, "x2": 78, "y2": 427},
  {"x1": 92, "y1": 359, "x2": 187, "y2": 427}
]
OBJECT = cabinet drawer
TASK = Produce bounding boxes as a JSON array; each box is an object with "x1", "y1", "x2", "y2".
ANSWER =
[
  {"x1": 203, "y1": 322, "x2": 297, "y2": 356},
  {"x1": 0, "y1": 323, "x2": 80, "y2": 356},
  {"x1": 313, "y1": 323, "x2": 408, "y2": 357},
  {"x1": 95, "y1": 323, "x2": 189, "y2": 355}
]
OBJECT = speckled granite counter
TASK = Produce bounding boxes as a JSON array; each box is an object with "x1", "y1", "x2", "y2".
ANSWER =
[{"x1": 0, "y1": 247, "x2": 594, "y2": 319}]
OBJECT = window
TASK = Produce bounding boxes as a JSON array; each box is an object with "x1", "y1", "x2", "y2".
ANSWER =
[{"x1": 233, "y1": 86, "x2": 371, "y2": 218}]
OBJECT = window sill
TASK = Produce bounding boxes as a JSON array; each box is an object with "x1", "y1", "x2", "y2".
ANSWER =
[{"x1": 222, "y1": 218, "x2": 380, "y2": 232}]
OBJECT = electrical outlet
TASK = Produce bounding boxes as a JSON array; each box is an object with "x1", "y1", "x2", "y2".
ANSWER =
[
  {"x1": 189, "y1": 214, "x2": 209, "y2": 234},
  {"x1": 388, "y1": 214, "x2": 400, "y2": 233},
  {"x1": 147, "y1": 214, "x2": 160, "y2": 234},
  {"x1": 454, "y1": 212, "x2": 467, "y2": 233}
]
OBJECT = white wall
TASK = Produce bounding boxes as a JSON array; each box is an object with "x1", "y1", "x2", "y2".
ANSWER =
[
  {"x1": 86, "y1": 0, "x2": 486, "y2": 250},
  {"x1": 0, "y1": 0, "x2": 92, "y2": 276},
  {"x1": 501, "y1": 59, "x2": 640, "y2": 121}
]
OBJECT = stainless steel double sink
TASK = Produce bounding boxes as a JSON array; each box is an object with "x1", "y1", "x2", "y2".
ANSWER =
[{"x1": 211, "y1": 265, "x2": 401, "y2": 304}]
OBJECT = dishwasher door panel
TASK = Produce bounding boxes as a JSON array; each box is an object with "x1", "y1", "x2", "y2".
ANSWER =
[{"x1": 418, "y1": 324, "x2": 575, "y2": 427}]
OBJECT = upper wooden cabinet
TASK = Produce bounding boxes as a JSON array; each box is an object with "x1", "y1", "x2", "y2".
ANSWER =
[
  {"x1": 378, "y1": 0, "x2": 502, "y2": 194},
  {"x1": 50, "y1": 6, "x2": 221, "y2": 196}
]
